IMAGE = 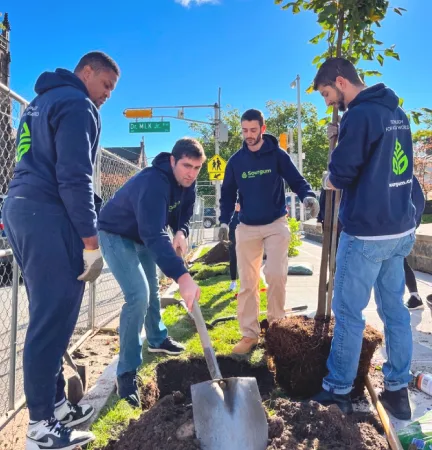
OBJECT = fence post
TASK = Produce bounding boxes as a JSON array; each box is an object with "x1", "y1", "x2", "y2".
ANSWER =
[
  {"x1": 87, "y1": 282, "x2": 96, "y2": 330},
  {"x1": 8, "y1": 258, "x2": 19, "y2": 410}
]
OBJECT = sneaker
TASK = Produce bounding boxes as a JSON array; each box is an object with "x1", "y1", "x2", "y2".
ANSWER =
[
  {"x1": 26, "y1": 417, "x2": 94, "y2": 450},
  {"x1": 116, "y1": 371, "x2": 142, "y2": 408},
  {"x1": 229, "y1": 281, "x2": 237, "y2": 291},
  {"x1": 426, "y1": 294, "x2": 432, "y2": 310},
  {"x1": 54, "y1": 399, "x2": 94, "y2": 428},
  {"x1": 148, "y1": 336, "x2": 185, "y2": 355},
  {"x1": 379, "y1": 387, "x2": 412, "y2": 420},
  {"x1": 311, "y1": 389, "x2": 353, "y2": 415},
  {"x1": 232, "y1": 337, "x2": 259, "y2": 355},
  {"x1": 405, "y1": 295, "x2": 424, "y2": 310}
]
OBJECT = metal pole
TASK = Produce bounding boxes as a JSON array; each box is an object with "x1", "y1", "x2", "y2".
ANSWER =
[
  {"x1": 288, "y1": 129, "x2": 296, "y2": 219},
  {"x1": 8, "y1": 258, "x2": 19, "y2": 410},
  {"x1": 296, "y1": 75, "x2": 305, "y2": 222},
  {"x1": 88, "y1": 282, "x2": 96, "y2": 330},
  {"x1": 214, "y1": 88, "x2": 221, "y2": 220}
]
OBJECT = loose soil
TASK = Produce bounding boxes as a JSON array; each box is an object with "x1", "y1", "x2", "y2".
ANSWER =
[
  {"x1": 264, "y1": 315, "x2": 383, "y2": 399},
  {"x1": 192, "y1": 241, "x2": 230, "y2": 264},
  {"x1": 102, "y1": 357, "x2": 389, "y2": 450}
]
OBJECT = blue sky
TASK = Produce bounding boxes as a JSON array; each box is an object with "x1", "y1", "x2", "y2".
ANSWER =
[{"x1": 5, "y1": 0, "x2": 431, "y2": 162}]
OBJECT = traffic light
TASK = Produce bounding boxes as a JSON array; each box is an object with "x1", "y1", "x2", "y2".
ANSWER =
[
  {"x1": 279, "y1": 133, "x2": 288, "y2": 151},
  {"x1": 123, "y1": 109, "x2": 153, "y2": 119}
]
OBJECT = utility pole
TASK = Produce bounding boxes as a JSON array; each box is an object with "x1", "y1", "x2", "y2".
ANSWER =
[{"x1": 214, "y1": 88, "x2": 221, "y2": 220}]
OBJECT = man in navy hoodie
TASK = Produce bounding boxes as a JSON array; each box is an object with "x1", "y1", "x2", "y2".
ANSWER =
[
  {"x1": 218, "y1": 109, "x2": 319, "y2": 354},
  {"x1": 98, "y1": 138, "x2": 205, "y2": 407},
  {"x1": 313, "y1": 57, "x2": 416, "y2": 420},
  {"x1": 3, "y1": 52, "x2": 119, "y2": 449}
]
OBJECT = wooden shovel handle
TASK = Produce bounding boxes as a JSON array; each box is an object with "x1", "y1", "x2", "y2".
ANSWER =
[{"x1": 365, "y1": 375, "x2": 403, "y2": 450}]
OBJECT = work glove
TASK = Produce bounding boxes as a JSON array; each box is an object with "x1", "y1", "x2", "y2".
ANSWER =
[
  {"x1": 327, "y1": 123, "x2": 339, "y2": 141},
  {"x1": 78, "y1": 248, "x2": 104, "y2": 282},
  {"x1": 303, "y1": 197, "x2": 320, "y2": 219},
  {"x1": 322, "y1": 170, "x2": 332, "y2": 190},
  {"x1": 218, "y1": 223, "x2": 229, "y2": 241}
]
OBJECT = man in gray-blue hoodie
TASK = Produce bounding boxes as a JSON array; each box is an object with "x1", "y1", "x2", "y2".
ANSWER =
[{"x1": 4, "y1": 52, "x2": 119, "y2": 450}]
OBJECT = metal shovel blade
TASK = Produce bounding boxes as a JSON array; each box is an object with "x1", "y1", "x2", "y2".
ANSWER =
[{"x1": 191, "y1": 376, "x2": 268, "y2": 450}]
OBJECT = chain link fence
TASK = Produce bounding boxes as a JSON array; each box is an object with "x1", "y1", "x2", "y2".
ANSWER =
[
  {"x1": 197, "y1": 181, "x2": 217, "y2": 229},
  {"x1": 0, "y1": 84, "x2": 205, "y2": 445}
]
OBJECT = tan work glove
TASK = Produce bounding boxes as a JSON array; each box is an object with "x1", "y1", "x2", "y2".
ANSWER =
[{"x1": 78, "y1": 248, "x2": 104, "y2": 282}]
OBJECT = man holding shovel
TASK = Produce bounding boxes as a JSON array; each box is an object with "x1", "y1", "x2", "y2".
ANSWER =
[
  {"x1": 3, "y1": 52, "x2": 119, "y2": 450},
  {"x1": 98, "y1": 138, "x2": 205, "y2": 407},
  {"x1": 218, "y1": 109, "x2": 319, "y2": 354},
  {"x1": 312, "y1": 57, "x2": 416, "y2": 420}
]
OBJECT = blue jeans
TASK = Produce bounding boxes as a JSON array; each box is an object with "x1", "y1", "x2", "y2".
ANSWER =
[
  {"x1": 323, "y1": 231, "x2": 415, "y2": 395},
  {"x1": 99, "y1": 230, "x2": 167, "y2": 376}
]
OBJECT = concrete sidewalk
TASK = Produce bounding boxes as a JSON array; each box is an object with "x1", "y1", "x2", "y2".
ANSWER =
[{"x1": 282, "y1": 238, "x2": 432, "y2": 431}]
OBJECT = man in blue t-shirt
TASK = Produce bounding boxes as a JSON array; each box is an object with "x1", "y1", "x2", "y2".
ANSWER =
[{"x1": 312, "y1": 57, "x2": 416, "y2": 421}]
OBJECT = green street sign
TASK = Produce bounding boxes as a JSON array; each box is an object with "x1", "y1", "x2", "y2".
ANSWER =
[{"x1": 129, "y1": 121, "x2": 171, "y2": 133}]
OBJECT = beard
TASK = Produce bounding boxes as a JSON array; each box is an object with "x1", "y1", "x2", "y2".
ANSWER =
[
  {"x1": 246, "y1": 133, "x2": 262, "y2": 146},
  {"x1": 335, "y1": 86, "x2": 346, "y2": 111}
]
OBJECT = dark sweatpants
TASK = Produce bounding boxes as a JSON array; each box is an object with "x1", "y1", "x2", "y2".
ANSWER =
[
  {"x1": 228, "y1": 225, "x2": 237, "y2": 281},
  {"x1": 3, "y1": 197, "x2": 85, "y2": 421}
]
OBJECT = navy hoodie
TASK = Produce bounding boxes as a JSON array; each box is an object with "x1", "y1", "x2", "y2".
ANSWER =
[
  {"x1": 98, "y1": 153, "x2": 195, "y2": 281},
  {"x1": 10, "y1": 68, "x2": 101, "y2": 238},
  {"x1": 219, "y1": 134, "x2": 315, "y2": 225},
  {"x1": 329, "y1": 83, "x2": 416, "y2": 236}
]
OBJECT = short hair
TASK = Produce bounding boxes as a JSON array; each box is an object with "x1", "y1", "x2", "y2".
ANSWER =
[
  {"x1": 313, "y1": 57, "x2": 363, "y2": 91},
  {"x1": 172, "y1": 138, "x2": 206, "y2": 163},
  {"x1": 74, "y1": 51, "x2": 120, "y2": 76},
  {"x1": 241, "y1": 109, "x2": 265, "y2": 127}
]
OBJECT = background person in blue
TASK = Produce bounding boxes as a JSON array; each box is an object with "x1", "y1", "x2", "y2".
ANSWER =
[
  {"x1": 98, "y1": 138, "x2": 205, "y2": 408},
  {"x1": 218, "y1": 109, "x2": 319, "y2": 355},
  {"x1": 313, "y1": 57, "x2": 416, "y2": 421},
  {"x1": 3, "y1": 52, "x2": 119, "y2": 450}
]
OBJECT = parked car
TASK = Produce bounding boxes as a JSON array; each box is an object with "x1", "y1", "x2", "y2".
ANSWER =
[{"x1": 203, "y1": 207, "x2": 216, "y2": 228}]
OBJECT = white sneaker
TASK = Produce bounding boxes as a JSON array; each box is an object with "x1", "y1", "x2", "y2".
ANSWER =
[
  {"x1": 54, "y1": 399, "x2": 94, "y2": 427},
  {"x1": 229, "y1": 281, "x2": 237, "y2": 291},
  {"x1": 26, "y1": 417, "x2": 95, "y2": 450}
]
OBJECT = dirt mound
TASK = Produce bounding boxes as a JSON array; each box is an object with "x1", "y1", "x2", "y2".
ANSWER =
[
  {"x1": 267, "y1": 398, "x2": 388, "y2": 449},
  {"x1": 103, "y1": 393, "x2": 388, "y2": 450},
  {"x1": 193, "y1": 241, "x2": 230, "y2": 264},
  {"x1": 265, "y1": 315, "x2": 383, "y2": 398}
]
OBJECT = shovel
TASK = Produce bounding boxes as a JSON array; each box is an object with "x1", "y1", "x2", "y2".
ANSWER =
[
  {"x1": 190, "y1": 299, "x2": 268, "y2": 450},
  {"x1": 63, "y1": 349, "x2": 88, "y2": 404}
]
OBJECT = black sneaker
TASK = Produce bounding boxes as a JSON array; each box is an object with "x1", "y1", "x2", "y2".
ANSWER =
[
  {"x1": 406, "y1": 295, "x2": 424, "y2": 310},
  {"x1": 54, "y1": 399, "x2": 94, "y2": 428},
  {"x1": 379, "y1": 387, "x2": 412, "y2": 420},
  {"x1": 148, "y1": 336, "x2": 185, "y2": 355},
  {"x1": 26, "y1": 417, "x2": 94, "y2": 450},
  {"x1": 310, "y1": 389, "x2": 353, "y2": 415},
  {"x1": 116, "y1": 371, "x2": 142, "y2": 408}
]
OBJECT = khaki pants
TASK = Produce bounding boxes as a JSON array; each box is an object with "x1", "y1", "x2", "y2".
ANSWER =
[{"x1": 235, "y1": 217, "x2": 290, "y2": 339}]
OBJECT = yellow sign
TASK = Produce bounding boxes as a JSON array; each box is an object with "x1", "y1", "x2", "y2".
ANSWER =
[
  {"x1": 208, "y1": 155, "x2": 226, "y2": 173},
  {"x1": 279, "y1": 133, "x2": 288, "y2": 151},
  {"x1": 209, "y1": 172, "x2": 224, "y2": 181}
]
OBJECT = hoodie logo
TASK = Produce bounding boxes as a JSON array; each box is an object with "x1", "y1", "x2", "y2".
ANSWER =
[
  {"x1": 169, "y1": 200, "x2": 180, "y2": 212},
  {"x1": 241, "y1": 169, "x2": 272, "y2": 179},
  {"x1": 392, "y1": 139, "x2": 408, "y2": 176},
  {"x1": 16, "y1": 122, "x2": 31, "y2": 162}
]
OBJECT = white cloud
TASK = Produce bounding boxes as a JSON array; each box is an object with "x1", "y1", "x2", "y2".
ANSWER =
[{"x1": 175, "y1": 0, "x2": 219, "y2": 7}]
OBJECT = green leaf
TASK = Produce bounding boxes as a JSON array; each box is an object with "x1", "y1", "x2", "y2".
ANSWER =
[
  {"x1": 421, "y1": 108, "x2": 432, "y2": 114},
  {"x1": 377, "y1": 54, "x2": 384, "y2": 66},
  {"x1": 363, "y1": 70, "x2": 382, "y2": 77},
  {"x1": 309, "y1": 31, "x2": 326, "y2": 45},
  {"x1": 318, "y1": 117, "x2": 331, "y2": 126},
  {"x1": 306, "y1": 84, "x2": 314, "y2": 94},
  {"x1": 274, "y1": 0, "x2": 283, "y2": 4},
  {"x1": 412, "y1": 112, "x2": 422, "y2": 125},
  {"x1": 292, "y1": 4, "x2": 301, "y2": 13},
  {"x1": 398, "y1": 7, "x2": 407, "y2": 12},
  {"x1": 312, "y1": 55, "x2": 321, "y2": 65},
  {"x1": 325, "y1": 105, "x2": 333, "y2": 115},
  {"x1": 393, "y1": 7, "x2": 402, "y2": 16},
  {"x1": 398, "y1": 97, "x2": 404, "y2": 107},
  {"x1": 375, "y1": 21, "x2": 382, "y2": 27}
]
